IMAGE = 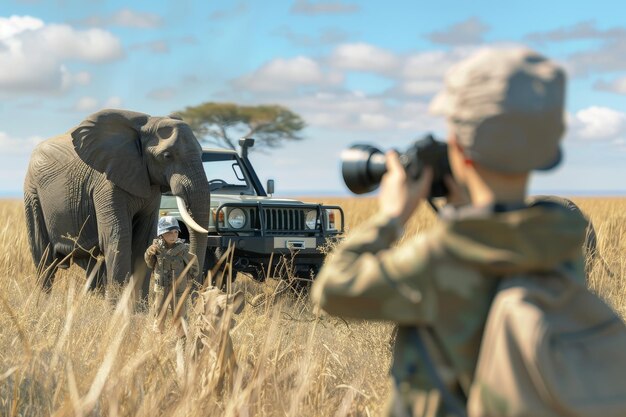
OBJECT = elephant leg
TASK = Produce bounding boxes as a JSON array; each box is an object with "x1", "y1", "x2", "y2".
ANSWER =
[
  {"x1": 24, "y1": 189, "x2": 56, "y2": 291},
  {"x1": 97, "y1": 213, "x2": 133, "y2": 290},
  {"x1": 131, "y1": 202, "x2": 160, "y2": 302},
  {"x1": 91, "y1": 186, "x2": 134, "y2": 291},
  {"x1": 88, "y1": 258, "x2": 107, "y2": 290},
  {"x1": 100, "y1": 238, "x2": 132, "y2": 306},
  {"x1": 104, "y1": 238, "x2": 132, "y2": 285},
  {"x1": 73, "y1": 255, "x2": 107, "y2": 291}
]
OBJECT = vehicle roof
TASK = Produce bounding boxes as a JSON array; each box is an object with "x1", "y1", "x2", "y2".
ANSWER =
[{"x1": 201, "y1": 147, "x2": 239, "y2": 155}]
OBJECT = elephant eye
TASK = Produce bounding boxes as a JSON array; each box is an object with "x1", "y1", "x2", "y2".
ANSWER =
[{"x1": 162, "y1": 151, "x2": 173, "y2": 160}]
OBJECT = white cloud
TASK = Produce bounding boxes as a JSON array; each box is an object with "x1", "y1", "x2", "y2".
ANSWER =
[
  {"x1": 566, "y1": 40, "x2": 626, "y2": 76},
  {"x1": 326, "y1": 43, "x2": 479, "y2": 98},
  {"x1": 525, "y1": 21, "x2": 626, "y2": 43},
  {"x1": 272, "y1": 26, "x2": 350, "y2": 47},
  {"x1": 287, "y1": 94, "x2": 388, "y2": 131},
  {"x1": 358, "y1": 113, "x2": 393, "y2": 130},
  {"x1": 231, "y1": 43, "x2": 482, "y2": 101},
  {"x1": 258, "y1": 56, "x2": 323, "y2": 82},
  {"x1": 400, "y1": 80, "x2": 443, "y2": 96},
  {"x1": 425, "y1": 17, "x2": 490, "y2": 46},
  {"x1": 524, "y1": 21, "x2": 626, "y2": 77},
  {"x1": 277, "y1": 91, "x2": 445, "y2": 134},
  {"x1": 41, "y1": 25, "x2": 122, "y2": 62},
  {"x1": 73, "y1": 71, "x2": 92, "y2": 86},
  {"x1": 79, "y1": 8, "x2": 163, "y2": 28},
  {"x1": 290, "y1": 0, "x2": 360, "y2": 15},
  {"x1": 130, "y1": 40, "x2": 170, "y2": 54},
  {"x1": 0, "y1": 131, "x2": 44, "y2": 155},
  {"x1": 330, "y1": 43, "x2": 400, "y2": 74},
  {"x1": 402, "y1": 48, "x2": 475, "y2": 79},
  {"x1": 104, "y1": 96, "x2": 123, "y2": 108},
  {"x1": 594, "y1": 76, "x2": 626, "y2": 95},
  {"x1": 225, "y1": 44, "x2": 475, "y2": 133},
  {"x1": 74, "y1": 97, "x2": 99, "y2": 112},
  {"x1": 146, "y1": 87, "x2": 177, "y2": 100},
  {"x1": 0, "y1": 130, "x2": 45, "y2": 195},
  {"x1": 0, "y1": 15, "x2": 43, "y2": 40},
  {"x1": 72, "y1": 96, "x2": 124, "y2": 112},
  {"x1": 613, "y1": 138, "x2": 626, "y2": 147},
  {"x1": 0, "y1": 15, "x2": 123, "y2": 93},
  {"x1": 209, "y1": 2, "x2": 249, "y2": 20},
  {"x1": 569, "y1": 106, "x2": 626, "y2": 141},
  {"x1": 295, "y1": 91, "x2": 385, "y2": 114},
  {"x1": 305, "y1": 111, "x2": 351, "y2": 128},
  {"x1": 233, "y1": 56, "x2": 343, "y2": 92},
  {"x1": 110, "y1": 8, "x2": 163, "y2": 28},
  {"x1": 226, "y1": 43, "x2": 533, "y2": 135}
]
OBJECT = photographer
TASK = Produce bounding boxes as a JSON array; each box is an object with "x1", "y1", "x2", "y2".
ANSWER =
[{"x1": 311, "y1": 47, "x2": 588, "y2": 416}]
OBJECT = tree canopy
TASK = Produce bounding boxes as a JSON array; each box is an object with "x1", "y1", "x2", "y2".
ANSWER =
[{"x1": 177, "y1": 102, "x2": 306, "y2": 151}]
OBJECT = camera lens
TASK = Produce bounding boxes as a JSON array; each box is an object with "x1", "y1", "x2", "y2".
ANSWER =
[
  {"x1": 341, "y1": 144, "x2": 388, "y2": 194},
  {"x1": 340, "y1": 135, "x2": 451, "y2": 197}
]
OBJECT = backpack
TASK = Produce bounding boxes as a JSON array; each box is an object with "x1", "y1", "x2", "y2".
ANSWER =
[{"x1": 467, "y1": 270, "x2": 626, "y2": 417}]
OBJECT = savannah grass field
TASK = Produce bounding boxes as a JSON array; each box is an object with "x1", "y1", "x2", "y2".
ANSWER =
[{"x1": 1, "y1": 196, "x2": 625, "y2": 416}]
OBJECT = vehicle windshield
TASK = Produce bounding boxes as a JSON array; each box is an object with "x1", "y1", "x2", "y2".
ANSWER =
[{"x1": 202, "y1": 152, "x2": 255, "y2": 194}]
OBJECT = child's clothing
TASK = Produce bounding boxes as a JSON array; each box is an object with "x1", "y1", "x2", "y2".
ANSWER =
[{"x1": 145, "y1": 237, "x2": 199, "y2": 323}]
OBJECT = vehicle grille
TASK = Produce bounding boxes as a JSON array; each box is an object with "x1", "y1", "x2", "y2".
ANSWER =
[{"x1": 248, "y1": 207, "x2": 308, "y2": 234}]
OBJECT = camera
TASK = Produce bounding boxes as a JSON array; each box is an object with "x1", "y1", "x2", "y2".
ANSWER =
[{"x1": 341, "y1": 134, "x2": 451, "y2": 197}]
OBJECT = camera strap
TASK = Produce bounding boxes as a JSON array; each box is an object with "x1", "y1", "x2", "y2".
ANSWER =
[{"x1": 427, "y1": 198, "x2": 440, "y2": 213}]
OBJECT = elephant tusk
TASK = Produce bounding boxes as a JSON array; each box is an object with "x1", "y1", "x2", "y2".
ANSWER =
[{"x1": 176, "y1": 196, "x2": 209, "y2": 234}]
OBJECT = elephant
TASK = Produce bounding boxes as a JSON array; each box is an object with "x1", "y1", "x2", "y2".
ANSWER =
[{"x1": 23, "y1": 109, "x2": 210, "y2": 298}]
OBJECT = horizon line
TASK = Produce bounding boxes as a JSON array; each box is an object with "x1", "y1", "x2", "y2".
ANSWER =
[{"x1": 3, "y1": 189, "x2": 626, "y2": 199}]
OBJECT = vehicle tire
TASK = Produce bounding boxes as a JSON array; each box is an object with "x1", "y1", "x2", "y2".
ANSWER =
[
  {"x1": 287, "y1": 266, "x2": 317, "y2": 296},
  {"x1": 203, "y1": 247, "x2": 235, "y2": 290}
]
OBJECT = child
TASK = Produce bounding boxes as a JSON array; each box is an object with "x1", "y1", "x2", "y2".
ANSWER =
[{"x1": 145, "y1": 216, "x2": 199, "y2": 332}]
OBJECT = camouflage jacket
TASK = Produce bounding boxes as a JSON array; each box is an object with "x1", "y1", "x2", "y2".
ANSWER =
[
  {"x1": 311, "y1": 203, "x2": 588, "y2": 417},
  {"x1": 144, "y1": 238, "x2": 199, "y2": 289}
]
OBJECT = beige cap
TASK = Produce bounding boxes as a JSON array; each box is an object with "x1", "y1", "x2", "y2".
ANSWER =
[{"x1": 430, "y1": 47, "x2": 566, "y2": 173}]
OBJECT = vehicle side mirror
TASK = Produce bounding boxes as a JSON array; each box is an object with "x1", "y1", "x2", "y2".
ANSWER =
[{"x1": 266, "y1": 179, "x2": 275, "y2": 195}]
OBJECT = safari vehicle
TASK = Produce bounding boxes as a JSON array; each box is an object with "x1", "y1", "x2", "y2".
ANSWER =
[{"x1": 159, "y1": 138, "x2": 345, "y2": 283}]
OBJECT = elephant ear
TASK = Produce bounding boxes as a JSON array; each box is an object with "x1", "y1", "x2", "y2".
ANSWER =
[{"x1": 71, "y1": 109, "x2": 152, "y2": 199}]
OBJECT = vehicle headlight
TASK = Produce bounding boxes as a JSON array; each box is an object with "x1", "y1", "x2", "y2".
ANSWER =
[
  {"x1": 227, "y1": 208, "x2": 246, "y2": 229},
  {"x1": 305, "y1": 210, "x2": 317, "y2": 230}
]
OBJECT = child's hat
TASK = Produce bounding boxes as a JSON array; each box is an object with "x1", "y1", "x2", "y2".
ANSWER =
[
  {"x1": 157, "y1": 216, "x2": 181, "y2": 236},
  {"x1": 430, "y1": 47, "x2": 565, "y2": 173}
]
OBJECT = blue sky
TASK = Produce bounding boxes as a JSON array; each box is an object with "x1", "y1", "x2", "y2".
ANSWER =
[{"x1": 2, "y1": 0, "x2": 626, "y2": 197}]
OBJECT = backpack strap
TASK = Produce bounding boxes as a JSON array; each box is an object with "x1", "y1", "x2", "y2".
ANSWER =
[
  {"x1": 409, "y1": 326, "x2": 468, "y2": 417},
  {"x1": 407, "y1": 278, "x2": 501, "y2": 417}
]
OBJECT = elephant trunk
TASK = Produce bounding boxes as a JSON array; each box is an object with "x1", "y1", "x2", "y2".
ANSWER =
[{"x1": 171, "y1": 168, "x2": 210, "y2": 289}]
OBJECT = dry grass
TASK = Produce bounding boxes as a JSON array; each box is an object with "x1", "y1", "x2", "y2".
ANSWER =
[{"x1": 1, "y1": 197, "x2": 625, "y2": 416}]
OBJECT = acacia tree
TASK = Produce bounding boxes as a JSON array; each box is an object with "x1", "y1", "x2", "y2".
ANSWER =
[{"x1": 177, "y1": 102, "x2": 306, "y2": 151}]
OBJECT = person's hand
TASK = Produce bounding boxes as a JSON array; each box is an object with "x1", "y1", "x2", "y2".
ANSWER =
[
  {"x1": 378, "y1": 151, "x2": 433, "y2": 225},
  {"x1": 443, "y1": 175, "x2": 470, "y2": 207},
  {"x1": 146, "y1": 244, "x2": 159, "y2": 257}
]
